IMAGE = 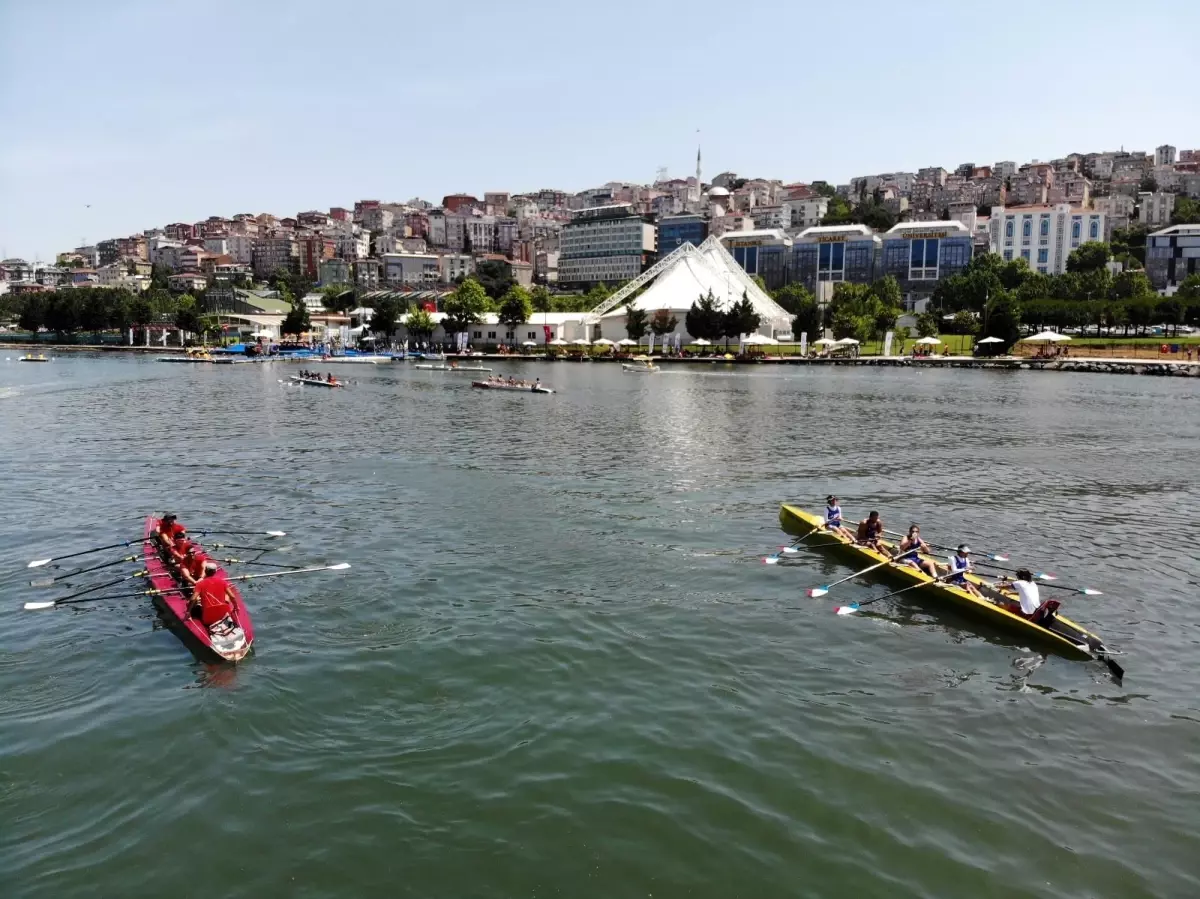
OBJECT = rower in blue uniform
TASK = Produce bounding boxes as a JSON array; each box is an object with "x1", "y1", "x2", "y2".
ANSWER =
[
  {"x1": 822, "y1": 495, "x2": 855, "y2": 541},
  {"x1": 895, "y1": 524, "x2": 939, "y2": 578},
  {"x1": 947, "y1": 544, "x2": 985, "y2": 598}
]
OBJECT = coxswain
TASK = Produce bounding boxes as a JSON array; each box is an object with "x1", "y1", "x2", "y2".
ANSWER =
[
  {"x1": 855, "y1": 511, "x2": 886, "y2": 552},
  {"x1": 946, "y1": 544, "x2": 985, "y2": 598},
  {"x1": 190, "y1": 561, "x2": 236, "y2": 627},
  {"x1": 895, "y1": 524, "x2": 939, "y2": 578},
  {"x1": 822, "y1": 496, "x2": 855, "y2": 541}
]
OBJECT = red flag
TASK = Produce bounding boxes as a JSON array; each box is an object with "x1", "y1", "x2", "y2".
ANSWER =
[
  {"x1": 423, "y1": 301, "x2": 436, "y2": 313},
  {"x1": 543, "y1": 325, "x2": 551, "y2": 342}
]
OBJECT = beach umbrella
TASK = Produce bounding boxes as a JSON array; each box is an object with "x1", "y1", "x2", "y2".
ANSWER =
[
  {"x1": 914, "y1": 336, "x2": 942, "y2": 345},
  {"x1": 549, "y1": 338, "x2": 568, "y2": 346},
  {"x1": 813, "y1": 337, "x2": 837, "y2": 346},
  {"x1": 1021, "y1": 330, "x2": 1071, "y2": 343},
  {"x1": 691, "y1": 338, "x2": 712, "y2": 346},
  {"x1": 522, "y1": 340, "x2": 538, "y2": 347},
  {"x1": 744, "y1": 334, "x2": 777, "y2": 345},
  {"x1": 572, "y1": 338, "x2": 591, "y2": 346},
  {"x1": 834, "y1": 337, "x2": 860, "y2": 346},
  {"x1": 593, "y1": 338, "x2": 616, "y2": 346},
  {"x1": 618, "y1": 338, "x2": 638, "y2": 346},
  {"x1": 977, "y1": 336, "x2": 1004, "y2": 344}
]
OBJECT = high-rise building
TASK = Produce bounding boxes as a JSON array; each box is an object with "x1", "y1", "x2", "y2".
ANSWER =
[
  {"x1": 558, "y1": 205, "x2": 656, "y2": 286},
  {"x1": 987, "y1": 204, "x2": 1106, "y2": 275}
]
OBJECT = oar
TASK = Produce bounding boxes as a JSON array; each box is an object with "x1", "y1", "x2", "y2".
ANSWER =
[
  {"x1": 763, "y1": 524, "x2": 825, "y2": 564},
  {"x1": 884, "y1": 529, "x2": 1010, "y2": 562},
  {"x1": 214, "y1": 557, "x2": 308, "y2": 571},
  {"x1": 34, "y1": 570, "x2": 149, "y2": 606},
  {"x1": 26, "y1": 538, "x2": 149, "y2": 569},
  {"x1": 805, "y1": 553, "x2": 899, "y2": 598},
  {"x1": 192, "y1": 529, "x2": 287, "y2": 538},
  {"x1": 835, "y1": 568, "x2": 965, "y2": 615},
  {"x1": 29, "y1": 554, "x2": 139, "y2": 586},
  {"x1": 23, "y1": 563, "x2": 350, "y2": 610},
  {"x1": 200, "y1": 542, "x2": 281, "y2": 553},
  {"x1": 974, "y1": 560, "x2": 1102, "y2": 595}
]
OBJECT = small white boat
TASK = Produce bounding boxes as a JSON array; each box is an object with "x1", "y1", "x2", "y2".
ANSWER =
[
  {"x1": 415, "y1": 364, "x2": 493, "y2": 372},
  {"x1": 622, "y1": 356, "x2": 659, "y2": 373}
]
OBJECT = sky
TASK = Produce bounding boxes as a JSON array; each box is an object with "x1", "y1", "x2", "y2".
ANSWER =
[{"x1": 1, "y1": 0, "x2": 1197, "y2": 261}]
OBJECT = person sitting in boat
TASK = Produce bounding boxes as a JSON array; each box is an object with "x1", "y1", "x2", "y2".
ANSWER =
[
  {"x1": 167, "y1": 529, "x2": 193, "y2": 563},
  {"x1": 822, "y1": 496, "x2": 856, "y2": 541},
  {"x1": 855, "y1": 511, "x2": 886, "y2": 552},
  {"x1": 994, "y1": 568, "x2": 1058, "y2": 624},
  {"x1": 190, "y1": 561, "x2": 236, "y2": 627},
  {"x1": 156, "y1": 514, "x2": 185, "y2": 547},
  {"x1": 946, "y1": 545, "x2": 985, "y2": 598},
  {"x1": 178, "y1": 545, "x2": 209, "y2": 586},
  {"x1": 896, "y1": 524, "x2": 939, "y2": 578},
  {"x1": 326, "y1": 372, "x2": 335, "y2": 383}
]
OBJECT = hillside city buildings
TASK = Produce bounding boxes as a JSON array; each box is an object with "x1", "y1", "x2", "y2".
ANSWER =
[{"x1": 4, "y1": 140, "x2": 1199, "y2": 325}]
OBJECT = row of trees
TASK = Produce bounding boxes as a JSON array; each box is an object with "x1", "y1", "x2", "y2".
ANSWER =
[
  {"x1": 683, "y1": 290, "x2": 763, "y2": 346},
  {"x1": 3, "y1": 286, "x2": 219, "y2": 340}
]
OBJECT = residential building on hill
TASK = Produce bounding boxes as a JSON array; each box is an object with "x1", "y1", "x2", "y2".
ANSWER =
[
  {"x1": 252, "y1": 236, "x2": 298, "y2": 277},
  {"x1": 381, "y1": 252, "x2": 440, "y2": 286},
  {"x1": 1138, "y1": 192, "x2": 1175, "y2": 228},
  {"x1": 319, "y1": 258, "x2": 351, "y2": 286}
]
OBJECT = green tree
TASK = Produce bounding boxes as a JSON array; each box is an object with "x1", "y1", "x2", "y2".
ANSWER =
[
  {"x1": 369, "y1": 295, "x2": 403, "y2": 339},
  {"x1": 281, "y1": 297, "x2": 311, "y2": 336},
  {"x1": 1110, "y1": 269, "x2": 1154, "y2": 300},
  {"x1": 949, "y1": 309, "x2": 980, "y2": 336},
  {"x1": 44, "y1": 291, "x2": 84, "y2": 338},
  {"x1": 820, "y1": 195, "x2": 854, "y2": 226},
  {"x1": 685, "y1": 289, "x2": 723, "y2": 341},
  {"x1": 772, "y1": 282, "x2": 816, "y2": 316},
  {"x1": 474, "y1": 259, "x2": 515, "y2": 300},
  {"x1": 827, "y1": 283, "x2": 874, "y2": 343},
  {"x1": 320, "y1": 285, "x2": 355, "y2": 313},
  {"x1": 441, "y1": 276, "x2": 489, "y2": 336},
  {"x1": 981, "y1": 295, "x2": 1021, "y2": 352},
  {"x1": 751, "y1": 275, "x2": 768, "y2": 292},
  {"x1": 915, "y1": 310, "x2": 940, "y2": 338},
  {"x1": 531, "y1": 285, "x2": 553, "y2": 315},
  {"x1": 855, "y1": 202, "x2": 895, "y2": 231},
  {"x1": 624, "y1": 304, "x2": 649, "y2": 341},
  {"x1": 868, "y1": 276, "x2": 903, "y2": 336},
  {"x1": 584, "y1": 281, "x2": 611, "y2": 309},
  {"x1": 1171, "y1": 197, "x2": 1200, "y2": 226},
  {"x1": 18, "y1": 293, "x2": 47, "y2": 332},
  {"x1": 405, "y1": 305, "x2": 436, "y2": 341},
  {"x1": 174, "y1": 294, "x2": 202, "y2": 335},
  {"x1": 150, "y1": 262, "x2": 171, "y2": 291},
  {"x1": 497, "y1": 285, "x2": 533, "y2": 343},
  {"x1": 790, "y1": 295, "x2": 822, "y2": 340},
  {"x1": 1066, "y1": 241, "x2": 1111, "y2": 273},
  {"x1": 1111, "y1": 223, "x2": 1151, "y2": 266},
  {"x1": 649, "y1": 309, "x2": 678, "y2": 337},
  {"x1": 722, "y1": 292, "x2": 762, "y2": 347}
]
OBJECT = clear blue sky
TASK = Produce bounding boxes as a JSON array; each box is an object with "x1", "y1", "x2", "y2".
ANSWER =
[{"x1": 1, "y1": 0, "x2": 1195, "y2": 261}]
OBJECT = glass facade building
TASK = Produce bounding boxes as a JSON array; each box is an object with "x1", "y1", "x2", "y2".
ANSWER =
[
  {"x1": 719, "y1": 230, "x2": 793, "y2": 291},
  {"x1": 658, "y1": 215, "x2": 709, "y2": 259},
  {"x1": 879, "y1": 222, "x2": 973, "y2": 298},
  {"x1": 791, "y1": 226, "x2": 881, "y2": 290}
]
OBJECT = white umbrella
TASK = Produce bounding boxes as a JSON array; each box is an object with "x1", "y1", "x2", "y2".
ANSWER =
[
  {"x1": 914, "y1": 336, "x2": 942, "y2": 345},
  {"x1": 744, "y1": 334, "x2": 777, "y2": 345},
  {"x1": 618, "y1": 338, "x2": 638, "y2": 346},
  {"x1": 1022, "y1": 330, "x2": 1071, "y2": 342},
  {"x1": 549, "y1": 338, "x2": 568, "y2": 346},
  {"x1": 834, "y1": 337, "x2": 860, "y2": 346},
  {"x1": 250, "y1": 330, "x2": 274, "y2": 339},
  {"x1": 691, "y1": 338, "x2": 712, "y2": 346},
  {"x1": 977, "y1": 336, "x2": 1005, "y2": 344},
  {"x1": 571, "y1": 338, "x2": 591, "y2": 346},
  {"x1": 522, "y1": 340, "x2": 538, "y2": 347},
  {"x1": 813, "y1": 337, "x2": 837, "y2": 346},
  {"x1": 593, "y1": 338, "x2": 616, "y2": 346}
]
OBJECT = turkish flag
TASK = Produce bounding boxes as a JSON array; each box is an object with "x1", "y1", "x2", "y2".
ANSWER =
[
  {"x1": 543, "y1": 325, "x2": 551, "y2": 342},
  {"x1": 423, "y1": 301, "x2": 436, "y2": 313}
]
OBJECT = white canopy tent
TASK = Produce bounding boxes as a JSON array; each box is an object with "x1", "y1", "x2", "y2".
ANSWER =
[
  {"x1": 914, "y1": 336, "x2": 942, "y2": 345},
  {"x1": 813, "y1": 337, "x2": 837, "y2": 346},
  {"x1": 690, "y1": 338, "x2": 712, "y2": 346},
  {"x1": 834, "y1": 337, "x2": 860, "y2": 346},
  {"x1": 1022, "y1": 330, "x2": 1071, "y2": 343},
  {"x1": 977, "y1": 336, "x2": 1005, "y2": 344},
  {"x1": 617, "y1": 338, "x2": 639, "y2": 346}
]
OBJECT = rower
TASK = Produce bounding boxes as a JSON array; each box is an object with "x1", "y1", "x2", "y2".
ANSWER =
[
  {"x1": 156, "y1": 513, "x2": 184, "y2": 547},
  {"x1": 896, "y1": 524, "x2": 939, "y2": 578},
  {"x1": 995, "y1": 568, "x2": 1058, "y2": 624},
  {"x1": 855, "y1": 511, "x2": 886, "y2": 552},
  {"x1": 178, "y1": 545, "x2": 209, "y2": 586},
  {"x1": 167, "y1": 529, "x2": 192, "y2": 563},
  {"x1": 946, "y1": 544, "x2": 985, "y2": 598},
  {"x1": 189, "y1": 561, "x2": 236, "y2": 628},
  {"x1": 822, "y1": 495, "x2": 855, "y2": 541}
]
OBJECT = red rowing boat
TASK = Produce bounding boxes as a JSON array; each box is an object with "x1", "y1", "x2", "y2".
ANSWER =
[{"x1": 142, "y1": 517, "x2": 254, "y2": 662}]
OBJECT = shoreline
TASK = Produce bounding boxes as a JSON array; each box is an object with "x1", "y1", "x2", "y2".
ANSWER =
[{"x1": 4, "y1": 342, "x2": 1198, "y2": 377}]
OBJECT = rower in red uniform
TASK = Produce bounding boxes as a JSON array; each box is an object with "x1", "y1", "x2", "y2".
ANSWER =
[
  {"x1": 190, "y1": 561, "x2": 236, "y2": 627},
  {"x1": 156, "y1": 514, "x2": 185, "y2": 549},
  {"x1": 168, "y1": 529, "x2": 192, "y2": 563},
  {"x1": 178, "y1": 545, "x2": 209, "y2": 585}
]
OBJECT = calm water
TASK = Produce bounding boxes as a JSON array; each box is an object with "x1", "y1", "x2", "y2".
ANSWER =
[{"x1": 1, "y1": 354, "x2": 1198, "y2": 899}]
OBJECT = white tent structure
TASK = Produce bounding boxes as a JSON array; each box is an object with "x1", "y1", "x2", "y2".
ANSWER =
[{"x1": 588, "y1": 236, "x2": 791, "y2": 340}]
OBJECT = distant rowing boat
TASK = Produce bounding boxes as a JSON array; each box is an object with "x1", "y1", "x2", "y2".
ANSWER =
[
  {"x1": 18, "y1": 354, "x2": 49, "y2": 362},
  {"x1": 471, "y1": 380, "x2": 554, "y2": 394},
  {"x1": 414, "y1": 364, "x2": 493, "y2": 372},
  {"x1": 289, "y1": 376, "x2": 344, "y2": 388}
]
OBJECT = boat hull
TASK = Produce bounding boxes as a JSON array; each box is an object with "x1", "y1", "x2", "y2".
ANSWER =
[
  {"x1": 778, "y1": 504, "x2": 1110, "y2": 661},
  {"x1": 142, "y1": 518, "x2": 254, "y2": 662},
  {"x1": 289, "y1": 376, "x2": 343, "y2": 388},
  {"x1": 471, "y1": 381, "x2": 553, "y2": 393}
]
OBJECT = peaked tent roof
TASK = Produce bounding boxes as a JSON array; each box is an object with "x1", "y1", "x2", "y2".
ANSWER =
[{"x1": 590, "y1": 236, "x2": 790, "y2": 329}]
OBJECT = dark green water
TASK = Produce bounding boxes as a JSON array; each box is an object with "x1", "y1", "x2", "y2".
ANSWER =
[{"x1": 2, "y1": 355, "x2": 1198, "y2": 899}]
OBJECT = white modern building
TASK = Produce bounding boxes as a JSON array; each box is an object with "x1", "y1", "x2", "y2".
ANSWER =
[
  {"x1": 437, "y1": 253, "x2": 473, "y2": 282},
  {"x1": 987, "y1": 204, "x2": 1106, "y2": 275},
  {"x1": 227, "y1": 233, "x2": 254, "y2": 264},
  {"x1": 558, "y1": 204, "x2": 656, "y2": 285},
  {"x1": 781, "y1": 197, "x2": 829, "y2": 230},
  {"x1": 381, "y1": 253, "x2": 440, "y2": 286},
  {"x1": 1155, "y1": 144, "x2": 1177, "y2": 167}
]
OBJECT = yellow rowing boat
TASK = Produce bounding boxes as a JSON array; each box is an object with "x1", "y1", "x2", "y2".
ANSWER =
[{"x1": 779, "y1": 504, "x2": 1119, "y2": 665}]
